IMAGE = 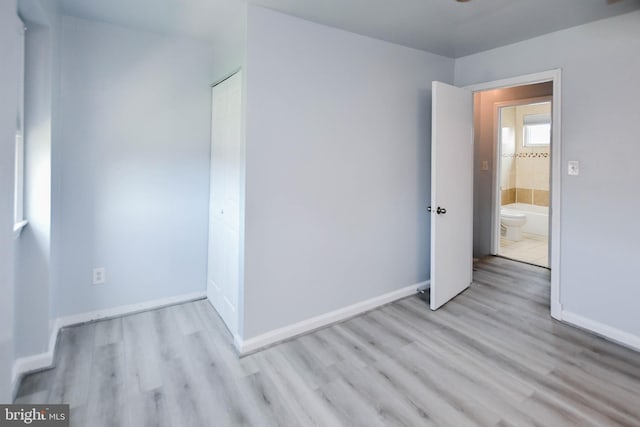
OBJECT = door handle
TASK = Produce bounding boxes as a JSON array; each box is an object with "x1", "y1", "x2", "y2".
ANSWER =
[
  {"x1": 436, "y1": 206, "x2": 447, "y2": 215},
  {"x1": 427, "y1": 206, "x2": 432, "y2": 213}
]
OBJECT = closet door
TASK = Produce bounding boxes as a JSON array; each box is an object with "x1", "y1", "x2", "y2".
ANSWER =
[{"x1": 208, "y1": 71, "x2": 242, "y2": 335}]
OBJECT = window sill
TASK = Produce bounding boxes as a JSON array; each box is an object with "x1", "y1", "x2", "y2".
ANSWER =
[{"x1": 13, "y1": 220, "x2": 28, "y2": 238}]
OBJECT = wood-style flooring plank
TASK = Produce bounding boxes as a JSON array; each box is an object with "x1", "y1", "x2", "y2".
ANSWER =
[{"x1": 47, "y1": 324, "x2": 96, "y2": 408}]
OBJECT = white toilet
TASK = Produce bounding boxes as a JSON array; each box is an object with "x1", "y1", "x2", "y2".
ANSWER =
[{"x1": 501, "y1": 209, "x2": 527, "y2": 241}]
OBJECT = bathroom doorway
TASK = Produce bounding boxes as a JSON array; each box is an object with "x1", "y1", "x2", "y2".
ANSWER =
[
  {"x1": 469, "y1": 71, "x2": 560, "y2": 318},
  {"x1": 495, "y1": 99, "x2": 551, "y2": 267},
  {"x1": 471, "y1": 80, "x2": 554, "y2": 270}
]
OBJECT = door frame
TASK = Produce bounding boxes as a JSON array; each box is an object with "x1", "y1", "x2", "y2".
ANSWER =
[
  {"x1": 491, "y1": 95, "x2": 553, "y2": 257},
  {"x1": 464, "y1": 69, "x2": 562, "y2": 320}
]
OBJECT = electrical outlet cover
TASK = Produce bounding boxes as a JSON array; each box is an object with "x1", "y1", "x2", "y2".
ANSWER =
[
  {"x1": 93, "y1": 267, "x2": 106, "y2": 285},
  {"x1": 568, "y1": 161, "x2": 579, "y2": 176}
]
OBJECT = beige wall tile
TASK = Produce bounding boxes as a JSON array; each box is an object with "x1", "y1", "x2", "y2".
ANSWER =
[
  {"x1": 516, "y1": 158, "x2": 534, "y2": 188},
  {"x1": 516, "y1": 188, "x2": 533, "y2": 204},
  {"x1": 501, "y1": 156, "x2": 513, "y2": 187},
  {"x1": 501, "y1": 188, "x2": 516, "y2": 205},
  {"x1": 532, "y1": 158, "x2": 550, "y2": 190},
  {"x1": 533, "y1": 189, "x2": 549, "y2": 207},
  {"x1": 513, "y1": 102, "x2": 551, "y2": 193}
]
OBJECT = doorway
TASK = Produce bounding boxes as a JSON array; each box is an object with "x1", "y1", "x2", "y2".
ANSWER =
[
  {"x1": 495, "y1": 98, "x2": 552, "y2": 268},
  {"x1": 466, "y1": 71, "x2": 561, "y2": 319},
  {"x1": 428, "y1": 70, "x2": 561, "y2": 320}
]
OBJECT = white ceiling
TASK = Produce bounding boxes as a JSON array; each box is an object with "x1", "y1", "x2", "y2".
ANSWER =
[{"x1": 51, "y1": 0, "x2": 640, "y2": 58}]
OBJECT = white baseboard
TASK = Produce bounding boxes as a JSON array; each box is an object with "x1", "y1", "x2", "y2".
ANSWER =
[
  {"x1": 562, "y1": 310, "x2": 640, "y2": 352},
  {"x1": 11, "y1": 351, "x2": 54, "y2": 392},
  {"x1": 233, "y1": 334, "x2": 243, "y2": 354},
  {"x1": 11, "y1": 290, "x2": 206, "y2": 399},
  {"x1": 235, "y1": 281, "x2": 427, "y2": 355},
  {"x1": 56, "y1": 291, "x2": 206, "y2": 328}
]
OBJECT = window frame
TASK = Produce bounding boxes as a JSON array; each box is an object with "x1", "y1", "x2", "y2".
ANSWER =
[
  {"x1": 13, "y1": 20, "x2": 26, "y2": 235},
  {"x1": 523, "y1": 111, "x2": 551, "y2": 147}
]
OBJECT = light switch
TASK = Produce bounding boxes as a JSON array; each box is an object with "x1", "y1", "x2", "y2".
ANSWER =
[
  {"x1": 568, "y1": 161, "x2": 579, "y2": 176},
  {"x1": 481, "y1": 160, "x2": 489, "y2": 171}
]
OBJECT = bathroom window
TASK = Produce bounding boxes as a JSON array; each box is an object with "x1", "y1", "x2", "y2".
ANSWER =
[{"x1": 523, "y1": 113, "x2": 551, "y2": 146}]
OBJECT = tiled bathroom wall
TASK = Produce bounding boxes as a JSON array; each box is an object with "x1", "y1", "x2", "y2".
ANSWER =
[
  {"x1": 500, "y1": 102, "x2": 551, "y2": 207},
  {"x1": 500, "y1": 106, "x2": 517, "y2": 204}
]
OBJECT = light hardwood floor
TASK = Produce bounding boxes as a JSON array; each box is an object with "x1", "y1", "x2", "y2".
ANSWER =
[{"x1": 15, "y1": 257, "x2": 640, "y2": 426}]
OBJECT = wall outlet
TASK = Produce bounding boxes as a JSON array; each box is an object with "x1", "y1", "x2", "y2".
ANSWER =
[
  {"x1": 481, "y1": 160, "x2": 490, "y2": 171},
  {"x1": 92, "y1": 267, "x2": 106, "y2": 285},
  {"x1": 568, "y1": 160, "x2": 580, "y2": 176}
]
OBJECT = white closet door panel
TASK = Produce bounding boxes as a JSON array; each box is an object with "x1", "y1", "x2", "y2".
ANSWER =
[{"x1": 207, "y1": 71, "x2": 242, "y2": 335}]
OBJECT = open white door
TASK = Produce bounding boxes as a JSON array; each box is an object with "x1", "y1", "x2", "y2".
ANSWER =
[
  {"x1": 208, "y1": 71, "x2": 242, "y2": 334},
  {"x1": 430, "y1": 81, "x2": 473, "y2": 310}
]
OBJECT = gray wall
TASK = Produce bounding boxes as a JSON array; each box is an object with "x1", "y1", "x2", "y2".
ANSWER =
[
  {"x1": 473, "y1": 83, "x2": 553, "y2": 257},
  {"x1": 456, "y1": 10, "x2": 640, "y2": 337},
  {"x1": 243, "y1": 7, "x2": 454, "y2": 339},
  {"x1": 0, "y1": 0, "x2": 19, "y2": 402},
  {"x1": 209, "y1": 4, "x2": 247, "y2": 85},
  {"x1": 54, "y1": 16, "x2": 214, "y2": 317}
]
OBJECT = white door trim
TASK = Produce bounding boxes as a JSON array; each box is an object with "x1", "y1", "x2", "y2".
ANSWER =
[{"x1": 464, "y1": 69, "x2": 562, "y2": 320}]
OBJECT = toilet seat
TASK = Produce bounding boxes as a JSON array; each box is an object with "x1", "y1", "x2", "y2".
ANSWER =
[{"x1": 501, "y1": 209, "x2": 526, "y2": 220}]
